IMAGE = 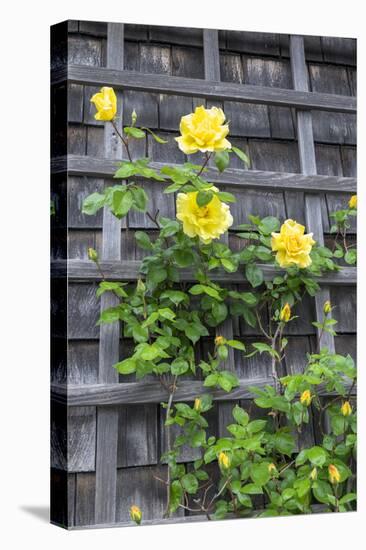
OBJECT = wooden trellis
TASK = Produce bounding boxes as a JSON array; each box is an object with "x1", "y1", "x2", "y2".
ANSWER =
[{"x1": 51, "y1": 21, "x2": 357, "y2": 529}]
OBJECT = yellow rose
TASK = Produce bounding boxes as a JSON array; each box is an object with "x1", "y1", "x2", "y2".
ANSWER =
[
  {"x1": 218, "y1": 451, "x2": 231, "y2": 470},
  {"x1": 271, "y1": 219, "x2": 315, "y2": 269},
  {"x1": 348, "y1": 195, "x2": 357, "y2": 209},
  {"x1": 341, "y1": 401, "x2": 352, "y2": 416},
  {"x1": 90, "y1": 86, "x2": 117, "y2": 121},
  {"x1": 176, "y1": 192, "x2": 233, "y2": 244},
  {"x1": 175, "y1": 105, "x2": 231, "y2": 155},
  {"x1": 300, "y1": 390, "x2": 312, "y2": 407},
  {"x1": 215, "y1": 335, "x2": 226, "y2": 346},
  {"x1": 328, "y1": 464, "x2": 340, "y2": 484},
  {"x1": 279, "y1": 303, "x2": 291, "y2": 323},
  {"x1": 129, "y1": 505, "x2": 142, "y2": 525},
  {"x1": 268, "y1": 463, "x2": 277, "y2": 475},
  {"x1": 323, "y1": 300, "x2": 332, "y2": 315}
]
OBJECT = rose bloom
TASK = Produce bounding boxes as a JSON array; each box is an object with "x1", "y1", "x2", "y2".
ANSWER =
[
  {"x1": 271, "y1": 219, "x2": 315, "y2": 269},
  {"x1": 349, "y1": 195, "x2": 357, "y2": 209},
  {"x1": 90, "y1": 86, "x2": 117, "y2": 121},
  {"x1": 175, "y1": 105, "x2": 231, "y2": 155},
  {"x1": 279, "y1": 303, "x2": 291, "y2": 322},
  {"x1": 341, "y1": 401, "x2": 352, "y2": 416},
  {"x1": 218, "y1": 451, "x2": 231, "y2": 470},
  {"x1": 300, "y1": 389, "x2": 312, "y2": 407},
  {"x1": 328, "y1": 464, "x2": 341, "y2": 484},
  {"x1": 176, "y1": 192, "x2": 233, "y2": 244}
]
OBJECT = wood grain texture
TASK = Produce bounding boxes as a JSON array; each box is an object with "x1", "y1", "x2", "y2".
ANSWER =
[
  {"x1": 290, "y1": 35, "x2": 336, "y2": 354},
  {"x1": 54, "y1": 259, "x2": 357, "y2": 285},
  {"x1": 53, "y1": 155, "x2": 357, "y2": 193},
  {"x1": 52, "y1": 377, "x2": 355, "y2": 407},
  {"x1": 94, "y1": 22, "x2": 124, "y2": 525},
  {"x1": 52, "y1": 65, "x2": 356, "y2": 113}
]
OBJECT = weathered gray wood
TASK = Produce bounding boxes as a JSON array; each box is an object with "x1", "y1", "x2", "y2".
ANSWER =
[
  {"x1": 172, "y1": 46, "x2": 204, "y2": 79},
  {"x1": 117, "y1": 405, "x2": 158, "y2": 467},
  {"x1": 54, "y1": 259, "x2": 356, "y2": 285},
  {"x1": 51, "y1": 376, "x2": 355, "y2": 407},
  {"x1": 75, "y1": 472, "x2": 96, "y2": 526},
  {"x1": 203, "y1": 30, "x2": 220, "y2": 81},
  {"x1": 53, "y1": 155, "x2": 357, "y2": 193},
  {"x1": 203, "y1": 29, "x2": 237, "y2": 435},
  {"x1": 290, "y1": 35, "x2": 336, "y2": 354},
  {"x1": 226, "y1": 31, "x2": 280, "y2": 56},
  {"x1": 116, "y1": 465, "x2": 183, "y2": 522},
  {"x1": 94, "y1": 22, "x2": 124, "y2": 525},
  {"x1": 52, "y1": 65, "x2": 357, "y2": 113}
]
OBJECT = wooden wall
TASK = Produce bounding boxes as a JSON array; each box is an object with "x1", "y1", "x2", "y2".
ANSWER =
[{"x1": 50, "y1": 20, "x2": 356, "y2": 529}]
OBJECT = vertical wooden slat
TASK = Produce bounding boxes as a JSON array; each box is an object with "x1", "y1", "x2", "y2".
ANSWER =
[
  {"x1": 94, "y1": 22, "x2": 124, "y2": 525},
  {"x1": 203, "y1": 29, "x2": 236, "y2": 434},
  {"x1": 290, "y1": 36, "x2": 335, "y2": 353}
]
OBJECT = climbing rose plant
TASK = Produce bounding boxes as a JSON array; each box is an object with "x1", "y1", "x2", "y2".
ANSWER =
[{"x1": 83, "y1": 88, "x2": 357, "y2": 523}]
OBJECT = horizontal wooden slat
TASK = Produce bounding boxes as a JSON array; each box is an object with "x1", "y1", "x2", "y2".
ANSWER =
[
  {"x1": 52, "y1": 65, "x2": 356, "y2": 113},
  {"x1": 52, "y1": 378, "x2": 355, "y2": 407},
  {"x1": 67, "y1": 503, "x2": 327, "y2": 530},
  {"x1": 52, "y1": 155, "x2": 356, "y2": 193},
  {"x1": 52, "y1": 259, "x2": 356, "y2": 285}
]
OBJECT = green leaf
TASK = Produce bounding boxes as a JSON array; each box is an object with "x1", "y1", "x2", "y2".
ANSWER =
[
  {"x1": 132, "y1": 324, "x2": 149, "y2": 343},
  {"x1": 231, "y1": 146, "x2": 250, "y2": 166},
  {"x1": 216, "y1": 191, "x2": 236, "y2": 203},
  {"x1": 148, "y1": 265, "x2": 168, "y2": 284},
  {"x1": 130, "y1": 186, "x2": 148, "y2": 211},
  {"x1": 180, "y1": 473, "x2": 199, "y2": 495},
  {"x1": 218, "y1": 371, "x2": 239, "y2": 392},
  {"x1": 331, "y1": 415, "x2": 347, "y2": 436},
  {"x1": 203, "y1": 373, "x2": 220, "y2": 387},
  {"x1": 226, "y1": 339, "x2": 246, "y2": 351},
  {"x1": 274, "y1": 431, "x2": 295, "y2": 457},
  {"x1": 245, "y1": 264, "x2": 264, "y2": 288},
  {"x1": 339, "y1": 493, "x2": 357, "y2": 505},
  {"x1": 221, "y1": 258, "x2": 237, "y2": 272},
  {"x1": 169, "y1": 480, "x2": 183, "y2": 513},
  {"x1": 196, "y1": 190, "x2": 213, "y2": 207},
  {"x1": 215, "y1": 151, "x2": 230, "y2": 172},
  {"x1": 171, "y1": 358, "x2": 189, "y2": 376},
  {"x1": 82, "y1": 192, "x2": 105, "y2": 215},
  {"x1": 250, "y1": 463, "x2": 271, "y2": 486},
  {"x1": 247, "y1": 419, "x2": 267, "y2": 435},
  {"x1": 173, "y1": 249, "x2": 195, "y2": 267},
  {"x1": 232, "y1": 405, "x2": 249, "y2": 426},
  {"x1": 160, "y1": 219, "x2": 180, "y2": 237},
  {"x1": 98, "y1": 307, "x2": 121, "y2": 324},
  {"x1": 114, "y1": 162, "x2": 136, "y2": 178},
  {"x1": 344, "y1": 249, "x2": 357, "y2": 265},
  {"x1": 114, "y1": 358, "x2": 136, "y2": 375},
  {"x1": 189, "y1": 284, "x2": 221, "y2": 300},
  {"x1": 135, "y1": 230, "x2": 153, "y2": 250},
  {"x1": 258, "y1": 217, "x2": 280, "y2": 235},
  {"x1": 240, "y1": 483, "x2": 263, "y2": 495},
  {"x1": 123, "y1": 126, "x2": 146, "y2": 138},
  {"x1": 160, "y1": 290, "x2": 188, "y2": 306},
  {"x1": 307, "y1": 446, "x2": 328, "y2": 467},
  {"x1": 142, "y1": 127, "x2": 168, "y2": 144},
  {"x1": 96, "y1": 281, "x2": 128, "y2": 298},
  {"x1": 112, "y1": 188, "x2": 133, "y2": 217}
]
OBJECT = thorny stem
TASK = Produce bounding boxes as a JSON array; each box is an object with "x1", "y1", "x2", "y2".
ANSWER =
[
  {"x1": 197, "y1": 152, "x2": 212, "y2": 177},
  {"x1": 111, "y1": 120, "x2": 133, "y2": 162},
  {"x1": 163, "y1": 375, "x2": 178, "y2": 518},
  {"x1": 271, "y1": 323, "x2": 282, "y2": 392}
]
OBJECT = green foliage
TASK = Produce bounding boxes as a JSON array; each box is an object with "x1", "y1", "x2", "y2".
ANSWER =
[{"x1": 80, "y1": 105, "x2": 356, "y2": 522}]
